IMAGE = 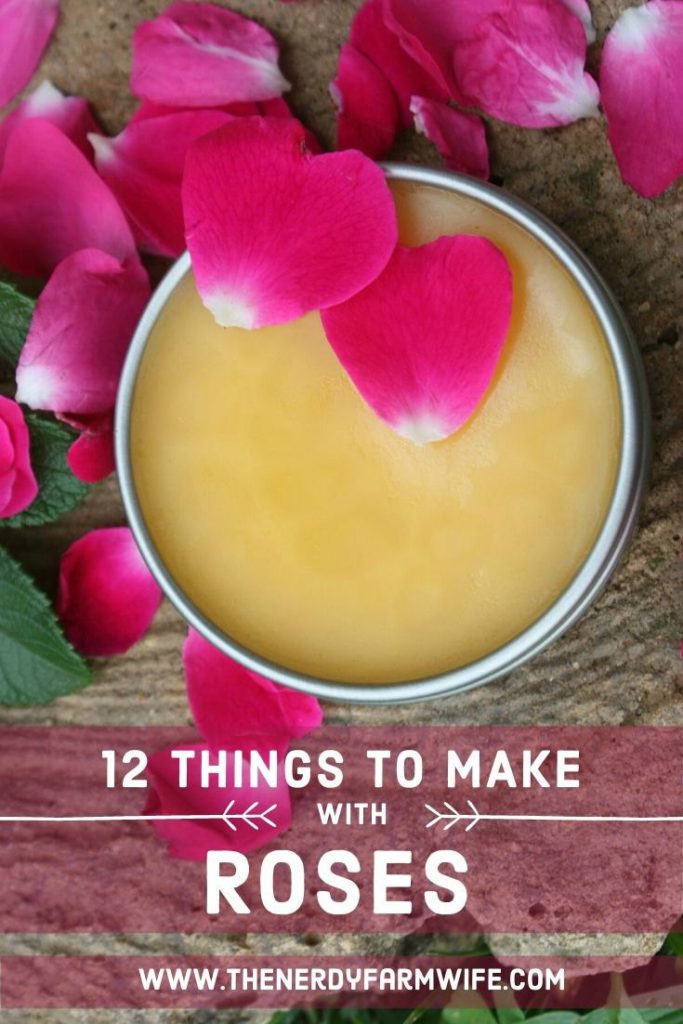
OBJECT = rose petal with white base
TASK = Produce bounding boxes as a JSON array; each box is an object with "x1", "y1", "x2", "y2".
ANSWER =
[
  {"x1": 57, "y1": 527, "x2": 162, "y2": 657},
  {"x1": 131, "y1": 1, "x2": 290, "y2": 107},
  {"x1": 90, "y1": 108, "x2": 234, "y2": 257},
  {"x1": 561, "y1": 0, "x2": 596, "y2": 43},
  {"x1": 601, "y1": 0, "x2": 683, "y2": 198},
  {"x1": 411, "y1": 96, "x2": 489, "y2": 179},
  {"x1": 182, "y1": 116, "x2": 398, "y2": 329},
  {"x1": 331, "y1": 43, "x2": 400, "y2": 158},
  {"x1": 0, "y1": 0, "x2": 59, "y2": 108},
  {"x1": 16, "y1": 249, "x2": 150, "y2": 416},
  {"x1": 0, "y1": 81, "x2": 98, "y2": 165},
  {"x1": 454, "y1": 0, "x2": 599, "y2": 128},
  {"x1": 321, "y1": 235, "x2": 513, "y2": 444},
  {"x1": 0, "y1": 120, "x2": 136, "y2": 277}
]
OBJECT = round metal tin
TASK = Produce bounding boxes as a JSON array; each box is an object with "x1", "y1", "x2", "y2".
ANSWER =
[{"x1": 115, "y1": 163, "x2": 651, "y2": 705}]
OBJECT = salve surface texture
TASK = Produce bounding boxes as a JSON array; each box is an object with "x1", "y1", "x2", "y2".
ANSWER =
[{"x1": 131, "y1": 181, "x2": 621, "y2": 684}]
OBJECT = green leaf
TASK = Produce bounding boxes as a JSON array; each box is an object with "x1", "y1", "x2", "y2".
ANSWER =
[
  {"x1": 0, "y1": 545, "x2": 91, "y2": 706},
  {"x1": 0, "y1": 281, "x2": 34, "y2": 369},
  {"x1": 1, "y1": 415, "x2": 89, "y2": 528}
]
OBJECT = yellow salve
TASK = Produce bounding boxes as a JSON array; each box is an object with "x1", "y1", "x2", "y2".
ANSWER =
[{"x1": 130, "y1": 180, "x2": 621, "y2": 684}]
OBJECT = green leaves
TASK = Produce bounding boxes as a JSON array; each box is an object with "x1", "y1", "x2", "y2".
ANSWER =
[
  {"x1": 1, "y1": 415, "x2": 88, "y2": 528},
  {"x1": 0, "y1": 281, "x2": 34, "y2": 369},
  {"x1": 0, "y1": 545, "x2": 91, "y2": 706}
]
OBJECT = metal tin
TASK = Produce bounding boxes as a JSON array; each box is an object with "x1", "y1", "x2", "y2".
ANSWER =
[{"x1": 115, "y1": 163, "x2": 651, "y2": 705}]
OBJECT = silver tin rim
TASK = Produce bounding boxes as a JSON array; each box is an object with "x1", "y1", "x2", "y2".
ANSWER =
[{"x1": 115, "y1": 163, "x2": 651, "y2": 706}]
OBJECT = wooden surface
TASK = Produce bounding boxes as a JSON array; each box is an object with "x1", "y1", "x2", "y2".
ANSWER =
[{"x1": 0, "y1": 0, "x2": 680, "y2": 731}]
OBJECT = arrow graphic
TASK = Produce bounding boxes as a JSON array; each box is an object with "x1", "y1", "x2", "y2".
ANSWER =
[
  {"x1": 0, "y1": 801, "x2": 279, "y2": 831},
  {"x1": 424, "y1": 801, "x2": 683, "y2": 832}
]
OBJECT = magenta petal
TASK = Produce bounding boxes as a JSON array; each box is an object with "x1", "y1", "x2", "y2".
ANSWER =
[
  {"x1": 561, "y1": 0, "x2": 596, "y2": 43},
  {"x1": 16, "y1": 249, "x2": 150, "y2": 416},
  {"x1": 0, "y1": 396, "x2": 38, "y2": 518},
  {"x1": 331, "y1": 44, "x2": 400, "y2": 159},
  {"x1": 183, "y1": 116, "x2": 398, "y2": 329},
  {"x1": 321, "y1": 236, "x2": 513, "y2": 444},
  {"x1": 67, "y1": 424, "x2": 115, "y2": 483},
  {"x1": 601, "y1": 0, "x2": 683, "y2": 198},
  {"x1": 145, "y1": 743, "x2": 292, "y2": 861},
  {"x1": 90, "y1": 108, "x2": 234, "y2": 257},
  {"x1": 131, "y1": 1, "x2": 290, "y2": 108},
  {"x1": 455, "y1": 0, "x2": 600, "y2": 128},
  {"x1": 411, "y1": 96, "x2": 489, "y2": 178},
  {"x1": 0, "y1": 0, "x2": 59, "y2": 108},
  {"x1": 0, "y1": 81, "x2": 99, "y2": 166},
  {"x1": 348, "y1": 0, "x2": 449, "y2": 127},
  {"x1": 0, "y1": 120, "x2": 136, "y2": 277},
  {"x1": 183, "y1": 630, "x2": 322, "y2": 749},
  {"x1": 57, "y1": 527, "x2": 162, "y2": 657}
]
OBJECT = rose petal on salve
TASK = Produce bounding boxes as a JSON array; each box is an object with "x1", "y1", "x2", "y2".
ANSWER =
[
  {"x1": 0, "y1": 0, "x2": 59, "y2": 108},
  {"x1": 16, "y1": 249, "x2": 150, "y2": 416},
  {"x1": 0, "y1": 80, "x2": 99, "y2": 166},
  {"x1": 145, "y1": 742, "x2": 292, "y2": 860},
  {"x1": 90, "y1": 108, "x2": 234, "y2": 257},
  {"x1": 67, "y1": 423, "x2": 115, "y2": 483},
  {"x1": 0, "y1": 396, "x2": 38, "y2": 518},
  {"x1": 561, "y1": 0, "x2": 596, "y2": 43},
  {"x1": 601, "y1": 0, "x2": 683, "y2": 198},
  {"x1": 57, "y1": 527, "x2": 162, "y2": 657},
  {"x1": 455, "y1": 0, "x2": 600, "y2": 128},
  {"x1": 331, "y1": 44, "x2": 400, "y2": 158},
  {"x1": 321, "y1": 235, "x2": 512, "y2": 444},
  {"x1": 184, "y1": 629, "x2": 323, "y2": 750},
  {"x1": 411, "y1": 96, "x2": 489, "y2": 178},
  {"x1": 348, "y1": 0, "x2": 449, "y2": 127},
  {"x1": 182, "y1": 116, "x2": 398, "y2": 329},
  {"x1": 0, "y1": 120, "x2": 136, "y2": 277},
  {"x1": 131, "y1": 1, "x2": 290, "y2": 107}
]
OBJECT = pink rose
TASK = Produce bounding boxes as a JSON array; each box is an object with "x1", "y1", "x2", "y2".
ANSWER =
[{"x1": 0, "y1": 396, "x2": 38, "y2": 518}]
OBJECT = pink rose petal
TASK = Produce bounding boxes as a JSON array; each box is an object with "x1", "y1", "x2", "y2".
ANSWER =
[
  {"x1": 182, "y1": 116, "x2": 398, "y2": 329},
  {"x1": 131, "y1": 1, "x2": 290, "y2": 108},
  {"x1": 184, "y1": 629, "x2": 322, "y2": 750},
  {"x1": 90, "y1": 108, "x2": 234, "y2": 257},
  {"x1": 411, "y1": 96, "x2": 489, "y2": 178},
  {"x1": 145, "y1": 742, "x2": 292, "y2": 860},
  {"x1": 0, "y1": 0, "x2": 59, "y2": 108},
  {"x1": 601, "y1": 0, "x2": 683, "y2": 198},
  {"x1": 0, "y1": 396, "x2": 38, "y2": 518},
  {"x1": 331, "y1": 43, "x2": 400, "y2": 158},
  {"x1": 16, "y1": 249, "x2": 150, "y2": 416},
  {"x1": 348, "y1": 0, "x2": 449, "y2": 127},
  {"x1": 321, "y1": 235, "x2": 513, "y2": 444},
  {"x1": 0, "y1": 120, "x2": 136, "y2": 277},
  {"x1": 67, "y1": 421, "x2": 114, "y2": 484},
  {"x1": 561, "y1": 0, "x2": 596, "y2": 43},
  {"x1": 455, "y1": 0, "x2": 600, "y2": 128},
  {"x1": 57, "y1": 527, "x2": 162, "y2": 657},
  {"x1": 0, "y1": 80, "x2": 98, "y2": 166}
]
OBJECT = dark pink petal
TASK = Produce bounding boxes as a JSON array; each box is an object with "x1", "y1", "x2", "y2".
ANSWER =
[
  {"x1": 348, "y1": 0, "x2": 449, "y2": 127},
  {"x1": 131, "y1": 1, "x2": 290, "y2": 108},
  {"x1": 411, "y1": 96, "x2": 489, "y2": 178},
  {"x1": 455, "y1": 0, "x2": 600, "y2": 128},
  {"x1": 184, "y1": 629, "x2": 322, "y2": 750},
  {"x1": 182, "y1": 116, "x2": 397, "y2": 329},
  {"x1": 0, "y1": 81, "x2": 98, "y2": 166},
  {"x1": 601, "y1": 0, "x2": 683, "y2": 198},
  {"x1": 16, "y1": 249, "x2": 150, "y2": 416},
  {"x1": 0, "y1": 0, "x2": 59, "y2": 108},
  {"x1": 321, "y1": 236, "x2": 513, "y2": 444},
  {"x1": 331, "y1": 44, "x2": 400, "y2": 158},
  {"x1": 0, "y1": 396, "x2": 38, "y2": 518},
  {"x1": 90, "y1": 108, "x2": 234, "y2": 257},
  {"x1": 145, "y1": 743, "x2": 292, "y2": 860},
  {"x1": 0, "y1": 120, "x2": 136, "y2": 277},
  {"x1": 561, "y1": 0, "x2": 596, "y2": 43},
  {"x1": 67, "y1": 422, "x2": 114, "y2": 484},
  {"x1": 57, "y1": 527, "x2": 162, "y2": 657}
]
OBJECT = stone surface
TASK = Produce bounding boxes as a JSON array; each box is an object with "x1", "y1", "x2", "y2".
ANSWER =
[{"x1": 0, "y1": 1, "x2": 681, "y2": 1021}]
